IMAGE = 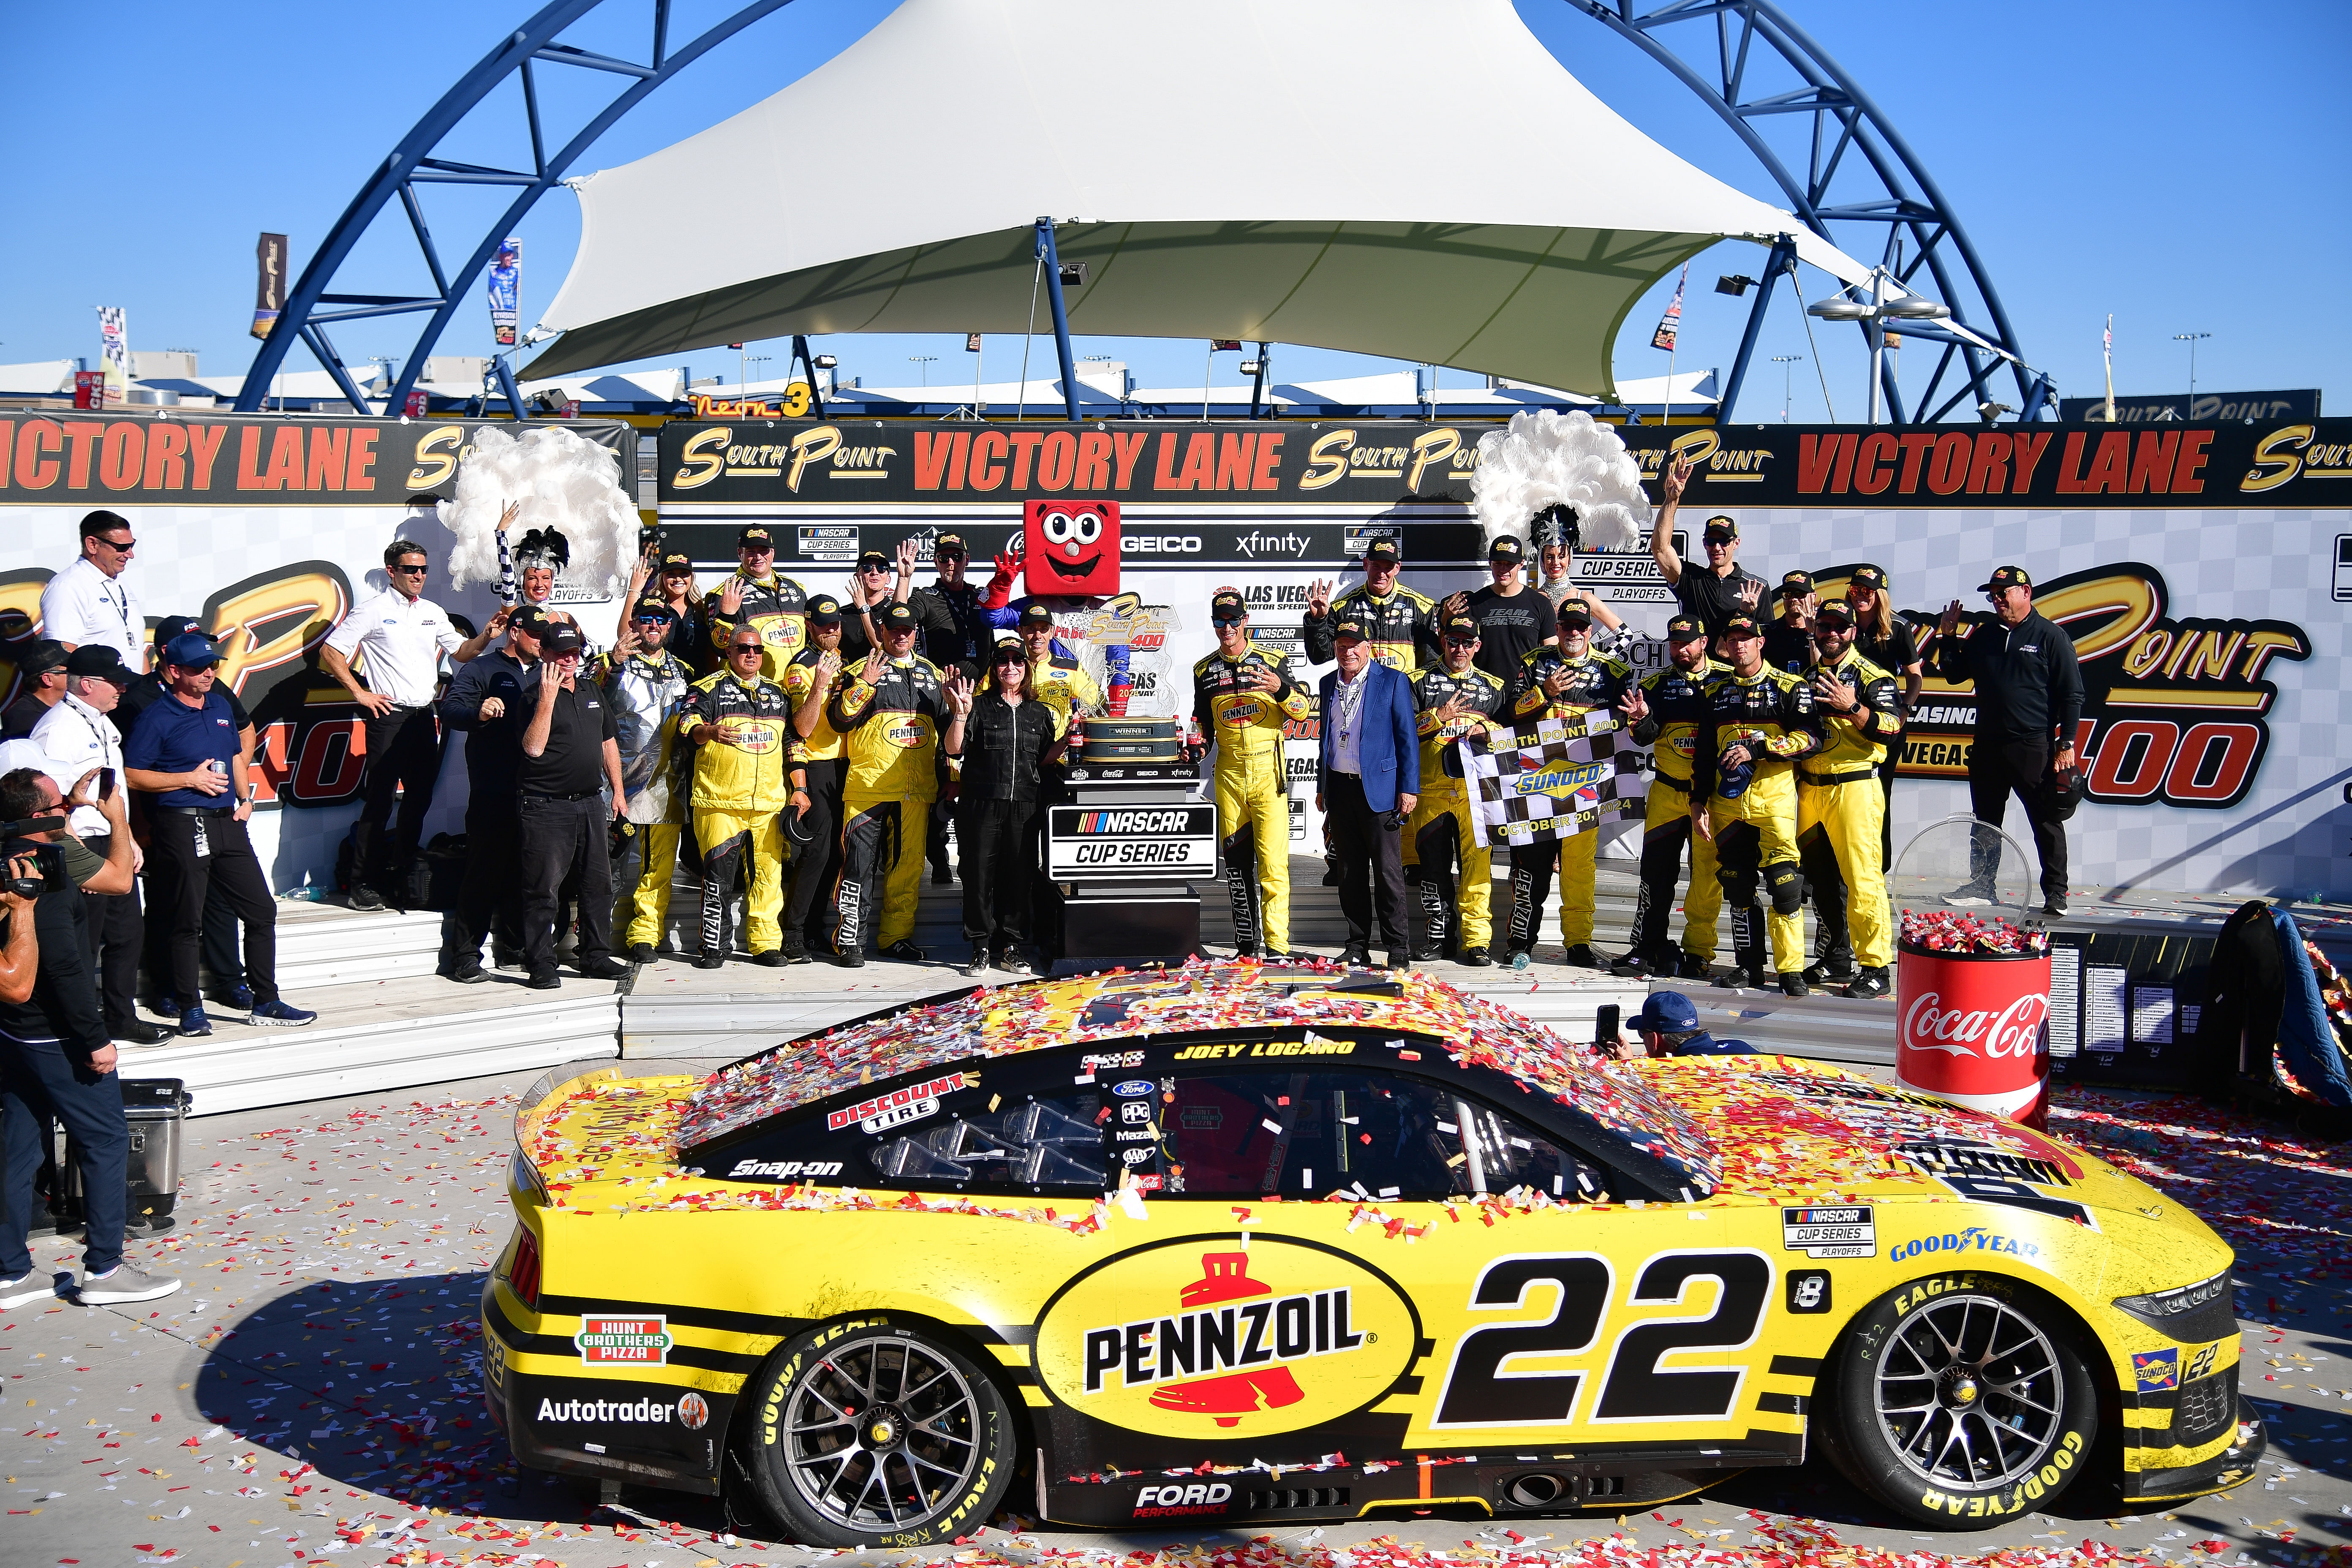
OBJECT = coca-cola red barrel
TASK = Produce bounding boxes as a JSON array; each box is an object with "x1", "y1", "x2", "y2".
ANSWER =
[{"x1": 1895, "y1": 937, "x2": 2052, "y2": 1129}]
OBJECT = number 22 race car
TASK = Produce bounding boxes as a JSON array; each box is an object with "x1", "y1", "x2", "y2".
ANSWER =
[{"x1": 480, "y1": 963, "x2": 2262, "y2": 1547}]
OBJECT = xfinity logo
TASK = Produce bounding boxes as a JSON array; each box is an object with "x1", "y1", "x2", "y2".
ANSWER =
[
  {"x1": 1122, "y1": 536, "x2": 1201, "y2": 555},
  {"x1": 1234, "y1": 529, "x2": 1311, "y2": 560}
]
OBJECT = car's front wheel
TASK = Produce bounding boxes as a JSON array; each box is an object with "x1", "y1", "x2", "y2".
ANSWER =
[
  {"x1": 1821, "y1": 1274, "x2": 2101, "y2": 1529},
  {"x1": 738, "y1": 1314, "x2": 1016, "y2": 1547}
]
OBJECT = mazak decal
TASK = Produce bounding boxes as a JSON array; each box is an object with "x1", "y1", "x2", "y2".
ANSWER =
[
  {"x1": 574, "y1": 1316, "x2": 672, "y2": 1367},
  {"x1": 1782, "y1": 1205, "x2": 1876, "y2": 1258},
  {"x1": 828, "y1": 1072, "x2": 972, "y2": 1132},
  {"x1": 1034, "y1": 1239, "x2": 1417, "y2": 1438}
]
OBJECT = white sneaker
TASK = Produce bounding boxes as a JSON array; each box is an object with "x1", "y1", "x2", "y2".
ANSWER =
[
  {"x1": 77, "y1": 1266, "x2": 182, "y2": 1305},
  {"x1": 0, "y1": 1271, "x2": 57, "y2": 1309}
]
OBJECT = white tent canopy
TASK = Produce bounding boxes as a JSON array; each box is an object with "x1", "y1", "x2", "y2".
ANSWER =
[{"x1": 529, "y1": 0, "x2": 1870, "y2": 397}]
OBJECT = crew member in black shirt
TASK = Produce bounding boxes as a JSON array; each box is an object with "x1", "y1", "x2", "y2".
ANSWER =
[
  {"x1": 1, "y1": 641, "x2": 69, "y2": 740},
  {"x1": 1761, "y1": 571, "x2": 1818, "y2": 675},
  {"x1": 515, "y1": 622, "x2": 628, "y2": 988},
  {"x1": 438, "y1": 610, "x2": 544, "y2": 982},
  {"x1": 1934, "y1": 565, "x2": 2083, "y2": 916},
  {"x1": 1650, "y1": 453, "x2": 1767, "y2": 640},
  {"x1": 1443, "y1": 536, "x2": 1557, "y2": 691}
]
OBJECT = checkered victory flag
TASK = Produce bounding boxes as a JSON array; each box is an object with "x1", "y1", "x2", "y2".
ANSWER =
[{"x1": 1461, "y1": 712, "x2": 1648, "y2": 849}]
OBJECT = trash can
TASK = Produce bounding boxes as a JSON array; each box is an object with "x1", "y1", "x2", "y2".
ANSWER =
[
  {"x1": 1896, "y1": 942, "x2": 2052, "y2": 1129},
  {"x1": 56, "y1": 1077, "x2": 192, "y2": 1233}
]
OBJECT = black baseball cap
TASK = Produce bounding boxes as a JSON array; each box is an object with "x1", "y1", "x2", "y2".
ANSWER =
[
  {"x1": 1814, "y1": 599, "x2": 1856, "y2": 628},
  {"x1": 1665, "y1": 614, "x2": 1707, "y2": 644},
  {"x1": 1440, "y1": 613, "x2": 1479, "y2": 641},
  {"x1": 1019, "y1": 603, "x2": 1056, "y2": 629},
  {"x1": 1780, "y1": 570, "x2": 1815, "y2": 594},
  {"x1": 1488, "y1": 536, "x2": 1525, "y2": 562},
  {"x1": 934, "y1": 532, "x2": 968, "y2": 556},
  {"x1": 1209, "y1": 589, "x2": 1247, "y2": 624},
  {"x1": 991, "y1": 637, "x2": 1026, "y2": 663},
  {"x1": 1848, "y1": 564, "x2": 1888, "y2": 591},
  {"x1": 542, "y1": 623, "x2": 587, "y2": 658},
  {"x1": 807, "y1": 594, "x2": 844, "y2": 626},
  {"x1": 1331, "y1": 616, "x2": 1368, "y2": 642},
  {"x1": 1701, "y1": 515, "x2": 1738, "y2": 544},
  {"x1": 1362, "y1": 537, "x2": 1400, "y2": 565},
  {"x1": 877, "y1": 601, "x2": 918, "y2": 632},
  {"x1": 15, "y1": 638, "x2": 67, "y2": 675},
  {"x1": 512, "y1": 605, "x2": 557, "y2": 637},
  {"x1": 1557, "y1": 607, "x2": 1592, "y2": 632},
  {"x1": 857, "y1": 550, "x2": 890, "y2": 571},
  {"x1": 1980, "y1": 565, "x2": 2032, "y2": 593},
  {"x1": 631, "y1": 596, "x2": 676, "y2": 623},
  {"x1": 152, "y1": 615, "x2": 202, "y2": 648},
  {"x1": 737, "y1": 526, "x2": 775, "y2": 550},
  {"x1": 659, "y1": 551, "x2": 695, "y2": 573},
  {"x1": 1720, "y1": 615, "x2": 1762, "y2": 640},
  {"x1": 63, "y1": 644, "x2": 131, "y2": 681}
]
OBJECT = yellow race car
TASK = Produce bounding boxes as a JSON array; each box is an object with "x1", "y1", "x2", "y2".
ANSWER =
[{"x1": 481, "y1": 962, "x2": 2261, "y2": 1546}]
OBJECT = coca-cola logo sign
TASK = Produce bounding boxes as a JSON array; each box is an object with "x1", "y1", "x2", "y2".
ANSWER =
[{"x1": 1901, "y1": 992, "x2": 2050, "y2": 1060}]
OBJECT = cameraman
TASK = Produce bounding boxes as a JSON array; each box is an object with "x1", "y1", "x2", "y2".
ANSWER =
[{"x1": 0, "y1": 763, "x2": 180, "y2": 1309}]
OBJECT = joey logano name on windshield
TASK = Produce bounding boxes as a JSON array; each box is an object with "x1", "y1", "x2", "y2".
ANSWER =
[
  {"x1": 827, "y1": 1072, "x2": 971, "y2": 1132},
  {"x1": 1083, "y1": 1285, "x2": 1364, "y2": 1394}
]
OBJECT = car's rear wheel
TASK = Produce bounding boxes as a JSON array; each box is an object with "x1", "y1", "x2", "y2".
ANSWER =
[
  {"x1": 738, "y1": 1315, "x2": 1015, "y2": 1547},
  {"x1": 1821, "y1": 1274, "x2": 2100, "y2": 1529}
]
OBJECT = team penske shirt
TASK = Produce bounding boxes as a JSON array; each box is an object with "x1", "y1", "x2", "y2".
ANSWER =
[
  {"x1": 1693, "y1": 666, "x2": 1821, "y2": 799},
  {"x1": 705, "y1": 573, "x2": 810, "y2": 679},
  {"x1": 684, "y1": 670, "x2": 798, "y2": 814},
  {"x1": 1462, "y1": 585, "x2": 1557, "y2": 686},
  {"x1": 830, "y1": 656, "x2": 949, "y2": 799},
  {"x1": 1410, "y1": 664, "x2": 1508, "y2": 780},
  {"x1": 1627, "y1": 660, "x2": 1725, "y2": 783}
]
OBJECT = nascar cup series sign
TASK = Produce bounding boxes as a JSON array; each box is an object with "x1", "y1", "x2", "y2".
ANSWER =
[{"x1": 1048, "y1": 804, "x2": 1218, "y2": 879}]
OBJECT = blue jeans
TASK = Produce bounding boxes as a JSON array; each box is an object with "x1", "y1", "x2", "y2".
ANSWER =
[{"x1": 0, "y1": 1035, "x2": 128, "y2": 1278}]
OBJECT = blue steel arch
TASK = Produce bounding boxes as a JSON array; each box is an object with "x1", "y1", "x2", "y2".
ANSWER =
[{"x1": 244, "y1": 0, "x2": 2042, "y2": 423}]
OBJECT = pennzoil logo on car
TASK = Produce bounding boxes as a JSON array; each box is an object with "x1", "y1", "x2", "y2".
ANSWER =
[
  {"x1": 828, "y1": 1072, "x2": 972, "y2": 1133},
  {"x1": 1034, "y1": 1238, "x2": 1416, "y2": 1438},
  {"x1": 574, "y1": 1315, "x2": 672, "y2": 1366}
]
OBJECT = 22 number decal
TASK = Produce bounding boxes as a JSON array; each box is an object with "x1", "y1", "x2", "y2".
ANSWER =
[{"x1": 1431, "y1": 1250, "x2": 1771, "y2": 1429}]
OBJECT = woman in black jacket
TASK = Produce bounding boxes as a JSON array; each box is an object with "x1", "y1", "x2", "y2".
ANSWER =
[{"x1": 942, "y1": 641, "x2": 1062, "y2": 976}]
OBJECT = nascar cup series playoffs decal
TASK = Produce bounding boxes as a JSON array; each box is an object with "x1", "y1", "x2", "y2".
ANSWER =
[{"x1": 1781, "y1": 1204, "x2": 1876, "y2": 1258}]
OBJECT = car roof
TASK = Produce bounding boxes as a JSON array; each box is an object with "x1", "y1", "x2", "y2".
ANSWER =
[{"x1": 677, "y1": 960, "x2": 1720, "y2": 1192}]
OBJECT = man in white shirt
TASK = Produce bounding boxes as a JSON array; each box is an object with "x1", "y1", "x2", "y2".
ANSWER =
[
  {"x1": 321, "y1": 539, "x2": 496, "y2": 911},
  {"x1": 39, "y1": 511, "x2": 145, "y2": 669},
  {"x1": 28, "y1": 646, "x2": 167, "y2": 1044}
]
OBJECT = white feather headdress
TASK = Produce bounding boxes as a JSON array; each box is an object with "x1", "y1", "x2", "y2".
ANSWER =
[
  {"x1": 437, "y1": 425, "x2": 635, "y2": 599},
  {"x1": 1471, "y1": 410, "x2": 1651, "y2": 554}
]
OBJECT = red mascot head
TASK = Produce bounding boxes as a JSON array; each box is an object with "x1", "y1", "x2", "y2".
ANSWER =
[{"x1": 1023, "y1": 499, "x2": 1120, "y2": 597}]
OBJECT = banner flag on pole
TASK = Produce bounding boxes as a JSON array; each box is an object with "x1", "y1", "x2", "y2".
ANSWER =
[
  {"x1": 1649, "y1": 264, "x2": 1687, "y2": 353},
  {"x1": 96, "y1": 307, "x2": 130, "y2": 404},
  {"x1": 489, "y1": 237, "x2": 521, "y2": 347},
  {"x1": 252, "y1": 234, "x2": 287, "y2": 340},
  {"x1": 1461, "y1": 712, "x2": 1648, "y2": 850},
  {"x1": 965, "y1": 333, "x2": 983, "y2": 352}
]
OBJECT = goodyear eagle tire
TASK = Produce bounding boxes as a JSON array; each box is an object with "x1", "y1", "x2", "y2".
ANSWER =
[
  {"x1": 739, "y1": 1314, "x2": 1015, "y2": 1548},
  {"x1": 1820, "y1": 1272, "x2": 2099, "y2": 1530}
]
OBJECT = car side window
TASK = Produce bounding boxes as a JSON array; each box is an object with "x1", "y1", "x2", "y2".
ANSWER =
[
  {"x1": 1152, "y1": 1072, "x2": 1471, "y2": 1199},
  {"x1": 868, "y1": 1092, "x2": 1106, "y2": 1190},
  {"x1": 1455, "y1": 1098, "x2": 1614, "y2": 1203}
]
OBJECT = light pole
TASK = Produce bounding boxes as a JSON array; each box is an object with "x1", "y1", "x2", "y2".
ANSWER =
[
  {"x1": 2172, "y1": 332, "x2": 2210, "y2": 419},
  {"x1": 909, "y1": 354, "x2": 937, "y2": 387},
  {"x1": 1770, "y1": 354, "x2": 1802, "y2": 422},
  {"x1": 1806, "y1": 267, "x2": 1950, "y2": 423},
  {"x1": 743, "y1": 354, "x2": 770, "y2": 392}
]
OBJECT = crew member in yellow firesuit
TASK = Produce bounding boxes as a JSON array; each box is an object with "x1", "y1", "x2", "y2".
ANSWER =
[
  {"x1": 705, "y1": 525, "x2": 810, "y2": 681},
  {"x1": 1407, "y1": 613, "x2": 1509, "y2": 965},
  {"x1": 828, "y1": 601, "x2": 949, "y2": 966},
  {"x1": 1611, "y1": 614, "x2": 1725, "y2": 980},
  {"x1": 1796, "y1": 599, "x2": 1905, "y2": 1000},
  {"x1": 1016, "y1": 603, "x2": 1102, "y2": 958},
  {"x1": 1193, "y1": 588, "x2": 1312, "y2": 959},
  {"x1": 1693, "y1": 614, "x2": 1823, "y2": 996},
  {"x1": 681, "y1": 623, "x2": 802, "y2": 969},
  {"x1": 1503, "y1": 608, "x2": 1633, "y2": 971}
]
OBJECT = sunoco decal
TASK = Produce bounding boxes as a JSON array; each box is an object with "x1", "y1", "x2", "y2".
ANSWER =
[
  {"x1": 574, "y1": 1316, "x2": 672, "y2": 1366},
  {"x1": 1782, "y1": 1204, "x2": 1876, "y2": 1258},
  {"x1": 828, "y1": 1072, "x2": 971, "y2": 1133},
  {"x1": 1035, "y1": 1239, "x2": 1417, "y2": 1438}
]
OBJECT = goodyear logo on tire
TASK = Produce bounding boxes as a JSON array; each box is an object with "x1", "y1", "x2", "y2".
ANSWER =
[{"x1": 1034, "y1": 1238, "x2": 1416, "y2": 1438}]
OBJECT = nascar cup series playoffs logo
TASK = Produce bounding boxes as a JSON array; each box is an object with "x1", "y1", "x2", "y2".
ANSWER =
[{"x1": 1035, "y1": 1239, "x2": 1416, "y2": 1437}]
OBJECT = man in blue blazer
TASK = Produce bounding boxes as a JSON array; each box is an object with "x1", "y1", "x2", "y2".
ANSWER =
[{"x1": 1316, "y1": 617, "x2": 1421, "y2": 966}]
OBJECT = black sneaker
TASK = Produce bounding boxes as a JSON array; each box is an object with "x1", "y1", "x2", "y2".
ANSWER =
[
  {"x1": 1609, "y1": 947, "x2": 1659, "y2": 977},
  {"x1": 445, "y1": 958, "x2": 487, "y2": 985},
  {"x1": 1677, "y1": 951, "x2": 1715, "y2": 980},
  {"x1": 109, "y1": 1020, "x2": 174, "y2": 1045},
  {"x1": 776, "y1": 941, "x2": 813, "y2": 966},
  {"x1": 881, "y1": 939, "x2": 926, "y2": 964},
  {"x1": 1337, "y1": 945, "x2": 1372, "y2": 966},
  {"x1": 1561, "y1": 944, "x2": 1601, "y2": 969},
  {"x1": 692, "y1": 950, "x2": 727, "y2": 970},
  {"x1": 1715, "y1": 964, "x2": 1767, "y2": 989},
  {"x1": 627, "y1": 942, "x2": 656, "y2": 964},
  {"x1": 2040, "y1": 894, "x2": 2069, "y2": 918},
  {"x1": 1845, "y1": 966, "x2": 1892, "y2": 1000},
  {"x1": 1943, "y1": 882, "x2": 1996, "y2": 908},
  {"x1": 1460, "y1": 946, "x2": 1492, "y2": 967},
  {"x1": 1386, "y1": 952, "x2": 1413, "y2": 971},
  {"x1": 997, "y1": 950, "x2": 1034, "y2": 976},
  {"x1": 836, "y1": 946, "x2": 866, "y2": 969},
  {"x1": 1803, "y1": 958, "x2": 1856, "y2": 987},
  {"x1": 577, "y1": 956, "x2": 628, "y2": 980},
  {"x1": 348, "y1": 884, "x2": 387, "y2": 912},
  {"x1": 1778, "y1": 971, "x2": 1810, "y2": 998},
  {"x1": 964, "y1": 943, "x2": 991, "y2": 977},
  {"x1": 525, "y1": 971, "x2": 561, "y2": 991}
]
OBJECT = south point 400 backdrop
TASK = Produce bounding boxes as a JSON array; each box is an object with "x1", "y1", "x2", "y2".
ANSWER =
[{"x1": 656, "y1": 416, "x2": 2351, "y2": 900}]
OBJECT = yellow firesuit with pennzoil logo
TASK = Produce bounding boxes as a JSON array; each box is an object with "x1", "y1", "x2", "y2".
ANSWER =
[
  {"x1": 1026, "y1": 651, "x2": 1103, "y2": 743},
  {"x1": 683, "y1": 667, "x2": 798, "y2": 960},
  {"x1": 1798, "y1": 646, "x2": 1903, "y2": 972},
  {"x1": 828, "y1": 653, "x2": 949, "y2": 955},
  {"x1": 1504, "y1": 643, "x2": 1631, "y2": 958},
  {"x1": 1304, "y1": 584, "x2": 1439, "y2": 673},
  {"x1": 705, "y1": 572, "x2": 811, "y2": 681},
  {"x1": 1193, "y1": 641, "x2": 1311, "y2": 957},
  {"x1": 1695, "y1": 665, "x2": 1822, "y2": 978},
  {"x1": 1623, "y1": 659, "x2": 1727, "y2": 970},
  {"x1": 1407, "y1": 664, "x2": 1508, "y2": 957}
]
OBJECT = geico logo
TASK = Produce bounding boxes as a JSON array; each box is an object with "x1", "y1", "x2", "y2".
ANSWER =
[
  {"x1": 828, "y1": 1073, "x2": 969, "y2": 1131},
  {"x1": 1122, "y1": 536, "x2": 1201, "y2": 554},
  {"x1": 536, "y1": 1397, "x2": 676, "y2": 1424},
  {"x1": 1083, "y1": 1285, "x2": 1363, "y2": 1394}
]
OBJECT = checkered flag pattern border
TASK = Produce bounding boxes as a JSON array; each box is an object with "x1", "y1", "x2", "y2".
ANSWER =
[{"x1": 1462, "y1": 713, "x2": 1649, "y2": 850}]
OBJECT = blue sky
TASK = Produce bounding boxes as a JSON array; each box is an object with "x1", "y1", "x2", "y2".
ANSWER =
[{"x1": 3, "y1": 0, "x2": 2344, "y2": 419}]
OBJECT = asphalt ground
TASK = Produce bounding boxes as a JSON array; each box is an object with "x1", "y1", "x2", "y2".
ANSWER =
[{"x1": 5, "y1": 1071, "x2": 2347, "y2": 1568}]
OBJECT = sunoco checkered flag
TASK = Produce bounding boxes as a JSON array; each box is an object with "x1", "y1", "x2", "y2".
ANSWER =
[{"x1": 1462, "y1": 712, "x2": 1647, "y2": 850}]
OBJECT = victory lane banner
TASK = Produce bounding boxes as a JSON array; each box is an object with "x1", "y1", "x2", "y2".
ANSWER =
[{"x1": 1464, "y1": 713, "x2": 1648, "y2": 850}]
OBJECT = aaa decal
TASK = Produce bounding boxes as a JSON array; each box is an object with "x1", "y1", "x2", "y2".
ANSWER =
[{"x1": 1034, "y1": 1238, "x2": 1417, "y2": 1438}]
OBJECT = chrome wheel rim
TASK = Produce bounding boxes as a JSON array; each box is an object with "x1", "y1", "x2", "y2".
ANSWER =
[
  {"x1": 1874, "y1": 1293, "x2": 2064, "y2": 1489},
  {"x1": 784, "y1": 1335, "x2": 982, "y2": 1533}
]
